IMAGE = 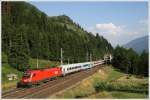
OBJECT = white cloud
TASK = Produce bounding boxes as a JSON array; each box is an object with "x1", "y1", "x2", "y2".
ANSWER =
[
  {"x1": 95, "y1": 23, "x2": 122, "y2": 35},
  {"x1": 87, "y1": 23, "x2": 122, "y2": 36},
  {"x1": 85, "y1": 21, "x2": 148, "y2": 47}
]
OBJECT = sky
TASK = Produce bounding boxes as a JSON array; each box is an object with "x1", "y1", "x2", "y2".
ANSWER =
[{"x1": 29, "y1": 1, "x2": 148, "y2": 47}]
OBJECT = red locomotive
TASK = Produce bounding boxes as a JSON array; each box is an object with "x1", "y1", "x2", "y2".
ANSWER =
[{"x1": 17, "y1": 67, "x2": 62, "y2": 87}]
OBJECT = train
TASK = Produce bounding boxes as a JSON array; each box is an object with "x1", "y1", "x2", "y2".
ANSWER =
[{"x1": 17, "y1": 60, "x2": 104, "y2": 87}]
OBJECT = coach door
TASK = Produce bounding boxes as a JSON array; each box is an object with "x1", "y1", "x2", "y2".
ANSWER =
[{"x1": 62, "y1": 68, "x2": 65, "y2": 75}]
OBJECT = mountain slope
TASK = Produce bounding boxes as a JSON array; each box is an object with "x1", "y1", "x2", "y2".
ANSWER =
[
  {"x1": 2, "y1": 2, "x2": 113, "y2": 67},
  {"x1": 123, "y1": 36, "x2": 148, "y2": 54}
]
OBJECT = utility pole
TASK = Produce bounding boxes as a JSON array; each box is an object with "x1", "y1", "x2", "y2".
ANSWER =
[
  {"x1": 106, "y1": 56, "x2": 107, "y2": 65},
  {"x1": 61, "y1": 48, "x2": 63, "y2": 65},
  {"x1": 68, "y1": 58, "x2": 69, "y2": 64},
  {"x1": 37, "y1": 56, "x2": 38, "y2": 69},
  {"x1": 86, "y1": 51, "x2": 89, "y2": 62},
  {"x1": 90, "y1": 53, "x2": 92, "y2": 62},
  {"x1": 90, "y1": 53, "x2": 92, "y2": 67}
]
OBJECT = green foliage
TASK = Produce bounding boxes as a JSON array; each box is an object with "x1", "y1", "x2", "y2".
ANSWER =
[
  {"x1": 29, "y1": 58, "x2": 60, "y2": 69},
  {"x1": 94, "y1": 81, "x2": 148, "y2": 94},
  {"x1": 138, "y1": 51, "x2": 149, "y2": 76},
  {"x1": 2, "y1": 2, "x2": 113, "y2": 68},
  {"x1": 94, "y1": 81, "x2": 106, "y2": 92},
  {"x1": 112, "y1": 46, "x2": 148, "y2": 76},
  {"x1": 2, "y1": 63, "x2": 23, "y2": 84},
  {"x1": 111, "y1": 91, "x2": 148, "y2": 98},
  {"x1": 106, "y1": 68, "x2": 123, "y2": 81},
  {"x1": 2, "y1": 52, "x2": 8, "y2": 63}
]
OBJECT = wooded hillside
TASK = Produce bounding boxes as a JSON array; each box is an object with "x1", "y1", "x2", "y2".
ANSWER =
[{"x1": 2, "y1": 2, "x2": 113, "y2": 67}]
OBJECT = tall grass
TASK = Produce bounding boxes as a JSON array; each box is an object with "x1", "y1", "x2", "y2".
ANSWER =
[{"x1": 93, "y1": 81, "x2": 148, "y2": 94}]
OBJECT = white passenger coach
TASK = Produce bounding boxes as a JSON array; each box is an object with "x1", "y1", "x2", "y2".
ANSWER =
[{"x1": 61, "y1": 60, "x2": 104, "y2": 76}]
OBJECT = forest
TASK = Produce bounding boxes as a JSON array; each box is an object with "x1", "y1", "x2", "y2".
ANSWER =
[
  {"x1": 2, "y1": 2, "x2": 113, "y2": 68},
  {"x1": 112, "y1": 46, "x2": 148, "y2": 76}
]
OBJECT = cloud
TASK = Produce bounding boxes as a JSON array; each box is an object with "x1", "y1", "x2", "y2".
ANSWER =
[
  {"x1": 85, "y1": 21, "x2": 148, "y2": 47},
  {"x1": 87, "y1": 23, "x2": 122, "y2": 35}
]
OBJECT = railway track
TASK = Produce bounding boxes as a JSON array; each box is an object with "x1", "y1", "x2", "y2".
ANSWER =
[
  {"x1": 2, "y1": 88, "x2": 26, "y2": 98},
  {"x1": 2, "y1": 65, "x2": 103, "y2": 99}
]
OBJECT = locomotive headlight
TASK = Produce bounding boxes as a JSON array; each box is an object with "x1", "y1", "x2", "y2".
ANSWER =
[
  {"x1": 55, "y1": 71, "x2": 58, "y2": 75},
  {"x1": 24, "y1": 79, "x2": 30, "y2": 82},
  {"x1": 23, "y1": 79, "x2": 27, "y2": 82}
]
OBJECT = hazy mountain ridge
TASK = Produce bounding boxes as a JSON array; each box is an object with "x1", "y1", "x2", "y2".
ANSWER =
[{"x1": 123, "y1": 36, "x2": 148, "y2": 54}]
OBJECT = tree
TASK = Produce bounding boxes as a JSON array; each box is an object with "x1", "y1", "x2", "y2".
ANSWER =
[
  {"x1": 112, "y1": 46, "x2": 148, "y2": 76},
  {"x1": 8, "y1": 25, "x2": 29, "y2": 68},
  {"x1": 138, "y1": 51, "x2": 148, "y2": 76}
]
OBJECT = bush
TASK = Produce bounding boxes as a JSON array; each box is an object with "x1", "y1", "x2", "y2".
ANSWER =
[
  {"x1": 50, "y1": 63, "x2": 56, "y2": 68},
  {"x1": 94, "y1": 81, "x2": 107, "y2": 92},
  {"x1": 106, "y1": 83, "x2": 115, "y2": 91},
  {"x1": 75, "y1": 93, "x2": 87, "y2": 98},
  {"x1": 93, "y1": 80, "x2": 148, "y2": 94}
]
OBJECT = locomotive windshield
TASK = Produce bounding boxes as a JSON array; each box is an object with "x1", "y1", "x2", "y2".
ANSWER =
[{"x1": 23, "y1": 73, "x2": 31, "y2": 78}]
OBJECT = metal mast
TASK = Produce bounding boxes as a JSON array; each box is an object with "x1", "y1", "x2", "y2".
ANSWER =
[{"x1": 61, "y1": 48, "x2": 63, "y2": 65}]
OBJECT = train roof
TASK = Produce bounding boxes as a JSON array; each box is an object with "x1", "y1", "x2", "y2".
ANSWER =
[
  {"x1": 24, "y1": 67, "x2": 60, "y2": 73},
  {"x1": 60, "y1": 62, "x2": 91, "y2": 68}
]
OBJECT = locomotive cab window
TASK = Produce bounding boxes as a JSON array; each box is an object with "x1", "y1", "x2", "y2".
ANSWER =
[
  {"x1": 23, "y1": 73, "x2": 31, "y2": 78},
  {"x1": 33, "y1": 73, "x2": 36, "y2": 77}
]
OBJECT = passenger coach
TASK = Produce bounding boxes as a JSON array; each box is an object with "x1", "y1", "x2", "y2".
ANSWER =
[{"x1": 61, "y1": 62, "x2": 92, "y2": 76}]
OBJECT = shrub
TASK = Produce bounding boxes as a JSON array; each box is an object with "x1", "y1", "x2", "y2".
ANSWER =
[{"x1": 94, "y1": 81, "x2": 107, "y2": 92}]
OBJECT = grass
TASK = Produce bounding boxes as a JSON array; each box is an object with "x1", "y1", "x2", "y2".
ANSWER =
[
  {"x1": 87, "y1": 91, "x2": 148, "y2": 98},
  {"x1": 50, "y1": 65, "x2": 149, "y2": 99},
  {"x1": 87, "y1": 91, "x2": 113, "y2": 98},
  {"x1": 106, "y1": 67, "x2": 124, "y2": 81},
  {"x1": 29, "y1": 58, "x2": 60, "y2": 69},
  {"x1": 2, "y1": 63, "x2": 23, "y2": 90},
  {"x1": 111, "y1": 91, "x2": 148, "y2": 98}
]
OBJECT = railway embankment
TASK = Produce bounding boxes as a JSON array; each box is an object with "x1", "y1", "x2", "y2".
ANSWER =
[{"x1": 50, "y1": 65, "x2": 148, "y2": 99}]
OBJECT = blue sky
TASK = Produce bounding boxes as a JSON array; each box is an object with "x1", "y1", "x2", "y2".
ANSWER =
[{"x1": 29, "y1": 1, "x2": 148, "y2": 47}]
